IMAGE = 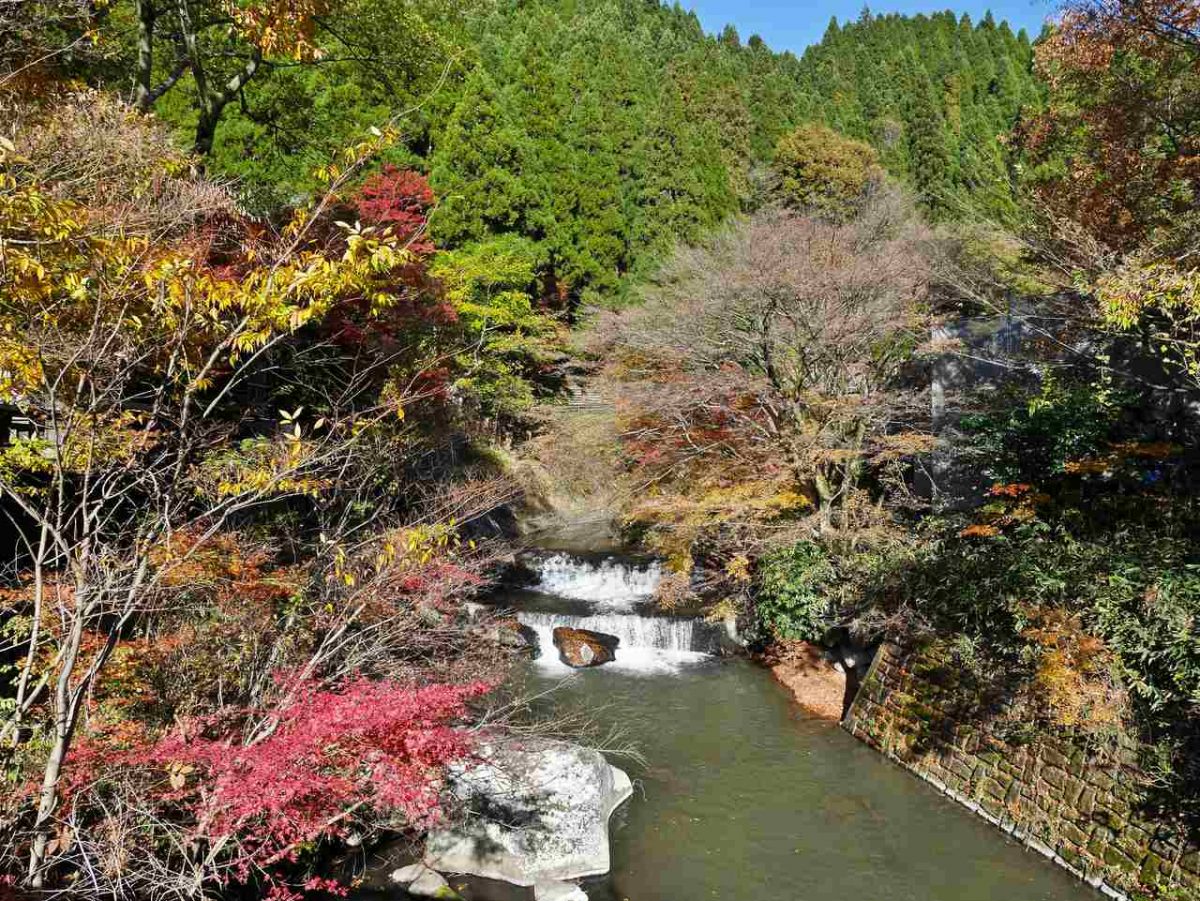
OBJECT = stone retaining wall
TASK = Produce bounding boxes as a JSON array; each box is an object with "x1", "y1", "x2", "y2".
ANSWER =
[{"x1": 843, "y1": 643, "x2": 1200, "y2": 900}]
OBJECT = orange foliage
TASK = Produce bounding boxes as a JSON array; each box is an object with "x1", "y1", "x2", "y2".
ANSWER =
[
  {"x1": 226, "y1": 0, "x2": 332, "y2": 60},
  {"x1": 958, "y1": 523, "x2": 1001, "y2": 538},
  {"x1": 1021, "y1": 0, "x2": 1200, "y2": 253},
  {"x1": 987, "y1": 482, "x2": 1034, "y2": 498},
  {"x1": 1021, "y1": 605, "x2": 1125, "y2": 730},
  {"x1": 958, "y1": 484, "x2": 1052, "y2": 537},
  {"x1": 1063, "y1": 440, "x2": 1181, "y2": 476}
]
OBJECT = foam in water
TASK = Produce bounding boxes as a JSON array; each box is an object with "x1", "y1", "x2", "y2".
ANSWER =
[
  {"x1": 518, "y1": 610, "x2": 711, "y2": 676},
  {"x1": 530, "y1": 553, "x2": 662, "y2": 608}
]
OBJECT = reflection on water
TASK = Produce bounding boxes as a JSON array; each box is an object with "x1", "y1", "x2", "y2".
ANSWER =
[{"x1": 522, "y1": 659, "x2": 1098, "y2": 901}]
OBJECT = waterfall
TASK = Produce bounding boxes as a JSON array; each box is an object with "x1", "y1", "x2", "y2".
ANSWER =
[
  {"x1": 507, "y1": 551, "x2": 720, "y2": 674},
  {"x1": 527, "y1": 552, "x2": 662, "y2": 608},
  {"x1": 518, "y1": 611, "x2": 713, "y2": 653},
  {"x1": 517, "y1": 610, "x2": 717, "y2": 674}
]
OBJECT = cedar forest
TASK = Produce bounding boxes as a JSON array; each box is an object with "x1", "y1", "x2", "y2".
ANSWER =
[{"x1": 1, "y1": 0, "x2": 1198, "y2": 899}]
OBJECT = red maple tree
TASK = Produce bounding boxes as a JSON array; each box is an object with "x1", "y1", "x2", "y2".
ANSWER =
[{"x1": 355, "y1": 166, "x2": 436, "y2": 254}]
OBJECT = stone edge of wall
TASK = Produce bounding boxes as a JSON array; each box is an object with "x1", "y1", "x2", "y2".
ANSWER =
[{"x1": 842, "y1": 642, "x2": 1200, "y2": 901}]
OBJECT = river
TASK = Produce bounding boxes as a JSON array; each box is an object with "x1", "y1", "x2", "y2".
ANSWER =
[{"x1": 498, "y1": 550, "x2": 1099, "y2": 901}]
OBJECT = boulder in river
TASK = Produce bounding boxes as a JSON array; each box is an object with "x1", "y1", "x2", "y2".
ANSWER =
[
  {"x1": 502, "y1": 620, "x2": 540, "y2": 654},
  {"x1": 423, "y1": 739, "x2": 632, "y2": 901},
  {"x1": 552, "y1": 626, "x2": 618, "y2": 667},
  {"x1": 465, "y1": 613, "x2": 539, "y2": 656}
]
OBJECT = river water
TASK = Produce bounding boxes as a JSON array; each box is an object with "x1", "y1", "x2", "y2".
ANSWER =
[{"x1": 501, "y1": 551, "x2": 1098, "y2": 901}]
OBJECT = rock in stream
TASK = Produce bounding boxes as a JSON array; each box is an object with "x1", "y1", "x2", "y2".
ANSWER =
[
  {"x1": 552, "y1": 627, "x2": 619, "y2": 668},
  {"x1": 423, "y1": 739, "x2": 632, "y2": 900}
]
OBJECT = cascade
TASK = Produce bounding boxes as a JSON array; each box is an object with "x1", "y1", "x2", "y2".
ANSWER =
[
  {"x1": 527, "y1": 552, "x2": 662, "y2": 608},
  {"x1": 510, "y1": 551, "x2": 717, "y2": 673},
  {"x1": 517, "y1": 611, "x2": 717, "y2": 654},
  {"x1": 517, "y1": 610, "x2": 718, "y2": 674}
]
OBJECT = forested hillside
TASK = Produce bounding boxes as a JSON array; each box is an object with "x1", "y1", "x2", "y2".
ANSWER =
[
  {"x1": 138, "y1": 1, "x2": 1041, "y2": 301},
  {"x1": 796, "y1": 11, "x2": 1042, "y2": 218},
  {"x1": 10, "y1": 1, "x2": 1200, "y2": 899},
  {"x1": 573, "y1": 5, "x2": 1200, "y2": 891}
]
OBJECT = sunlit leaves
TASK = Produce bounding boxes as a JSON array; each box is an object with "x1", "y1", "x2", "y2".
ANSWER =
[
  {"x1": 429, "y1": 235, "x2": 562, "y2": 419},
  {"x1": 1021, "y1": 0, "x2": 1199, "y2": 254},
  {"x1": 225, "y1": 0, "x2": 332, "y2": 61},
  {"x1": 773, "y1": 123, "x2": 884, "y2": 221},
  {"x1": 67, "y1": 675, "x2": 491, "y2": 886},
  {"x1": 1, "y1": 149, "x2": 416, "y2": 396},
  {"x1": 1096, "y1": 262, "x2": 1200, "y2": 386},
  {"x1": 193, "y1": 436, "x2": 329, "y2": 500}
]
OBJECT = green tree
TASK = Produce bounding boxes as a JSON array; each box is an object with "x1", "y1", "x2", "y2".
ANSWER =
[
  {"x1": 773, "y1": 122, "x2": 884, "y2": 220},
  {"x1": 793, "y1": 8, "x2": 1040, "y2": 219},
  {"x1": 904, "y1": 55, "x2": 956, "y2": 216},
  {"x1": 430, "y1": 235, "x2": 558, "y2": 420},
  {"x1": 429, "y1": 69, "x2": 533, "y2": 245}
]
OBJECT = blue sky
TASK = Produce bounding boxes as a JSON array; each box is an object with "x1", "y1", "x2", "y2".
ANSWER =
[{"x1": 683, "y1": 1, "x2": 1057, "y2": 54}]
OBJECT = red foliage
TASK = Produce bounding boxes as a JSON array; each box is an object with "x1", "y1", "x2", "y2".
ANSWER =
[
  {"x1": 355, "y1": 166, "x2": 435, "y2": 254},
  {"x1": 156, "y1": 677, "x2": 486, "y2": 858},
  {"x1": 1021, "y1": 0, "x2": 1200, "y2": 252},
  {"x1": 67, "y1": 676, "x2": 489, "y2": 886},
  {"x1": 323, "y1": 167, "x2": 453, "y2": 350}
]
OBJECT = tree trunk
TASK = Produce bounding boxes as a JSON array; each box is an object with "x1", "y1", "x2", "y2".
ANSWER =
[
  {"x1": 26, "y1": 609, "x2": 85, "y2": 888},
  {"x1": 193, "y1": 113, "x2": 218, "y2": 156},
  {"x1": 814, "y1": 467, "x2": 835, "y2": 531},
  {"x1": 133, "y1": 0, "x2": 155, "y2": 111},
  {"x1": 27, "y1": 728, "x2": 69, "y2": 887}
]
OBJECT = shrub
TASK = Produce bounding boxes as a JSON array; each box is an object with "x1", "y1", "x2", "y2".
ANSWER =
[
  {"x1": 54, "y1": 676, "x2": 489, "y2": 898},
  {"x1": 959, "y1": 377, "x2": 1120, "y2": 483},
  {"x1": 355, "y1": 165, "x2": 435, "y2": 253},
  {"x1": 754, "y1": 541, "x2": 836, "y2": 642},
  {"x1": 874, "y1": 492, "x2": 1200, "y2": 820}
]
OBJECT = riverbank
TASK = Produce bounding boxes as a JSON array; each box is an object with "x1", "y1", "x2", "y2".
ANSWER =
[
  {"x1": 761, "y1": 635, "x2": 1200, "y2": 899},
  {"x1": 761, "y1": 641, "x2": 847, "y2": 721},
  {"x1": 517, "y1": 652, "x2": 1097, "y2": 901},
  {"x1": 474, "y1": 548, "x2": 1100, "y2": 901}
]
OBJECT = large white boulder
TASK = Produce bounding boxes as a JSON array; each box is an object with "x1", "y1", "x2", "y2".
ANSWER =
[
  {"x1": 424, "y1": 739, "x2": 632, "y2": 898},
  {"x1": 533, "y1": 882, "x2": 588, "y2": 901}
]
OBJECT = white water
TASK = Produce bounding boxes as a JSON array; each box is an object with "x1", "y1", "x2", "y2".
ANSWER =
[
  {"x1": 529, "y1": 553, "x2": 663, "y2": 608},
  {"x1": 517, "y1": 610, "x2": 712, "y2": 675}
]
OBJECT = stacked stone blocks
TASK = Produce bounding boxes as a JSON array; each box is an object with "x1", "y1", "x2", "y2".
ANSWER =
[{"x1": 843, "y1": 643, "x2": 1200, "y2": 900}]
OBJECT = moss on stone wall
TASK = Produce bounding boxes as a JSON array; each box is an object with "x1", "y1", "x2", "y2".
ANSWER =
[{"x1": 844, "y1": 644, "x2": 1200, "y2": 900}]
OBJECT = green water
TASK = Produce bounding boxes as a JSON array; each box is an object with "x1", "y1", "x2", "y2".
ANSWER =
[{"x1": 524, "y1": 658, "x2": 1097, "y2": 901}]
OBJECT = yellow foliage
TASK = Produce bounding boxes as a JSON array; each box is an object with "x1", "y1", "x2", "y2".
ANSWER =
[
  {"x1": 1097, "y1": 262, "x2": 1200, "y2": 384},
  {"x1": 193, "y1": 437, "x2": 329, "y2": 501},
  {"x1": 225, "y1": 0, "x2": 331, "y2": 61},
  {"x1": 725, "y1": 554, "x2": 751, "y2": 583},
  {"x1": 1021, "y1": 606, "x2": 1125, "y2": 730},
  {"x1": 703, "y1": 597, "x2": 740, "y2": 625},
  {"x1": 0, "y1": 153, "x2": 416, "y2": 494}
]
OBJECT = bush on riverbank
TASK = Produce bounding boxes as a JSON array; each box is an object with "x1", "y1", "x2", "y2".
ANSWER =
[{"x1": 754, "y1": 542, "x2": 835, "y2": 642}]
